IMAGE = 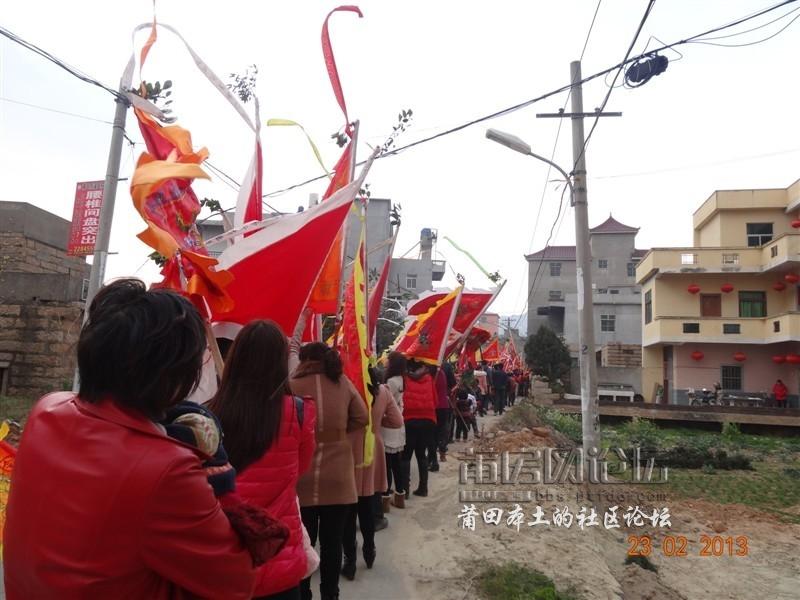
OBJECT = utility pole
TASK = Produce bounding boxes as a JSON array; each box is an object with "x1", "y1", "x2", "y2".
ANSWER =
[
  {"x1": 72, "y1": 86, "x2": 131, "y2": 391},
  {"x1": 537, "y1": 60, "x2": 621, "y2": 453}
]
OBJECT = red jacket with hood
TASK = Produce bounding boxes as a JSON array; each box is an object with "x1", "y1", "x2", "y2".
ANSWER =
[
  {"x1": 235, "y1": 394, "x2": 316, "y2": 596},
  {"x1": 3, "y1": 392, "x2": 255, "y2": 600}
]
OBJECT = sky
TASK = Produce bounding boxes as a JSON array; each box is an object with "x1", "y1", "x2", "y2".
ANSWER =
[{"x1": 2, "y1": 0, "x2": 799, "y2": 326}]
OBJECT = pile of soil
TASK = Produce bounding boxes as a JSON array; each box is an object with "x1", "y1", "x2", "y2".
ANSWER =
[{"x1": 476, "y1": 426, "x2": 573, "y2": 453}]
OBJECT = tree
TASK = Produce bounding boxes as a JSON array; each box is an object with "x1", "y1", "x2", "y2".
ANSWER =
[{"x1": 524, "y1": 325, "x2": 571, "y2": 385}]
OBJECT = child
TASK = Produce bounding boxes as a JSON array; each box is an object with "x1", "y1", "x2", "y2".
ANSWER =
[
  {"x1": 162, "y1": 401, "x2": 290, "y2": 566},
  {"x1": 454, "y1": 389, "x2": 475, "y2": 442}
]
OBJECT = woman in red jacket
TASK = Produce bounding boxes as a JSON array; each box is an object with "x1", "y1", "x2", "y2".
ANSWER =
[
  {"x1": 210, "y1": 320, "x2": 316, "y2": 600},
  {"x1": 3, "y1": 279, "x2": 256, "y2": 600},
  {"x1": 402, "y1": 360, "x2": 438, "y2": 497}
]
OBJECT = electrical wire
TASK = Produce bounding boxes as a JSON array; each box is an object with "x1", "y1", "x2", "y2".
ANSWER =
[
  {"x1": 580, "y1": 0, "x2": 604, "y2": 60},
  {"x1": 262, "y1": 0, "x2": 799, "y2": 199},
  {"x1": 694, "y1": 3, "x2": 800, "y2": 41},
  {"x1": 0, "y1": 25, "x2": 127, "y2": 102},
  {"x1": 0, "y1": 96, "x2": 114, "y2": 124},
  {"x1": 689, "y1": 10, "x2": 800, "y2": 47}
]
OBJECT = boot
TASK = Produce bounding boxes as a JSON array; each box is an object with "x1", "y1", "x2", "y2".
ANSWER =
[
  {"x1": 439, "y1": 450, "x2": 447, "y2": 463},
  {"x1": 392, "y1": 491, "x2": 406, "y2": 509},
  {"x1": 428, "y1": 460, "x2": 439, "y2": 472},
  {"x1": 363, "y1": 543, "x2": 376, "y2": 569},
  {"x1": 413, "y1": 486, "x2": 428, "y2": 497},
  {"x1": 400, "y1": 459, "x2": 412, "y2": 501},
  {"x1": 381, "y1": 494, "x2": 392, "y2": 514},
  {"x1": 374, "y1": 516, "x2": 388, "y2": 532},
  {"x1": 341, "y1": 541, "x2": 357, "y2": 581}
]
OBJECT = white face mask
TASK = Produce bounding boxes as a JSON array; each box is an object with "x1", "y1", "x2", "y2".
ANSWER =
[{"x1": 186, "y1": 348, "x2": 219, "y2": 405}]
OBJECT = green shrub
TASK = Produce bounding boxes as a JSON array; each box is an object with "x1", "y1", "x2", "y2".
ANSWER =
[
  {"x1": 624, "y1": 554, "x2": 658, "y2": 573},
  {"x1": 619, "y1": 417, "x2": 661, "y2": 449},
  {"x1": 721, "y1": 422, "x2": 741, "y2": 440},
  {"x1": 478, "y1": 563, "x2": 578, "y2": 600},
  {"x1": 534, "y1": 406, "x2": 582, "y2": 444}
]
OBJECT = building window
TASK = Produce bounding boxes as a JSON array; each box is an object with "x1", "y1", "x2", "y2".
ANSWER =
[
  {"x1": 683, "y1": 323, "x2": 700, "y2": 333},
  {"x1": 644, "y1": 290, "x2": 652, "y2": 324},
  {"x1": 550, "y1": 262, "x2": 561, "y2": 277},
  {"x1": 723, "y1": 323, "x2": 741, "y2": 334},
  {"x1": 739, "y1": 291, "x2": 766, "y2": 317},
  {"x1": 771, "y1": 245, "x2": 778, "y2": 258},
  {"x1": 700, "y1": 294, "x2": 722, "y2": 317},
  {"x1": 681, "y1": 253, "x2": 698, "y2": 265},
  {"x1": 548, "y1": 290, "x2": 564, "y2": 302},
  {"x1": 609, "y1": 289, "x2": 620, "y2": 295},
  {"x1": 746, "y1": 223, "x2": 773, "y2": 247},
  {"x1": 627, "y1": 262, "x2": 636, "y2": 277},
  {"x1": 597, "y1": 288, "x2": 608, "y2": 294},
  {"x1": 406, "y1": 274, "x2": 417, "y2": 290},
  {"x1": 600, "y1": 314, "x2": 616, "y2": 332},
  {"x1": 722, "y1": 253, "x2": 739, "y2": 265},
  {"x1": 774, "y1": 320, "x2": 781, "y2": 332},
  {"x1": 536, "y1": 306, "x2": 550, "y2": 315},
  {"x1": 721, "y1": 365, "x2": 743, "y2": 391},
  {"x1": 598, "y1": 259, "x2": 608, "y2": 269}
]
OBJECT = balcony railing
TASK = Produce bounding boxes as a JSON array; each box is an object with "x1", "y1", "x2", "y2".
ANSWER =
[
  {"x1": 643, "y1": 312, "x2": 800, "y2": 346},
  {"x1": 431, "y1": 259, "x2": 446, "y2": 282}
]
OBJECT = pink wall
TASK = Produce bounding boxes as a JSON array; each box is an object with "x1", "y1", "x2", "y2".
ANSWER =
[{"x1": 672, "y1": 343, "x2": 800, "y2": 394}]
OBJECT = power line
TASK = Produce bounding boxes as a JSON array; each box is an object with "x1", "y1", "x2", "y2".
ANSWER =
[
  {"x1": 0, "y1": 25, "x2": 126, "y2": 102},
  {"x1": 0, "y1": 96, "x2": 114, "y2": 124},
  {"x1": 690, "y1": 10, "x2": 800, "y2": 47},
  {"x1": 694, "y1": 3, "x2": 800, "y2": 41},
  {"x1": 580, "y1": 0, "x2": 604, "y2": 60},
  {"x1": 262, "y1": 0, "x2": 799, "y2": 199}
]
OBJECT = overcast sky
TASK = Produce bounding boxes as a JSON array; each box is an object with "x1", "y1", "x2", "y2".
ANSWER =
[{"x1": 2, "y1": 0, "x2": 799, "y2": 322}]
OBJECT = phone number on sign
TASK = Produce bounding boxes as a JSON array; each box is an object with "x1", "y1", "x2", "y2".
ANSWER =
[{"x1": 627, "y1": 535, "x2": 749, "y2": 557}]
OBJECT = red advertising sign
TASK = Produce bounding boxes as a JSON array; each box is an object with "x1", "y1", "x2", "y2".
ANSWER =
[{"x1": 67, "y1": 181, "x2": 104, "y2": 256}]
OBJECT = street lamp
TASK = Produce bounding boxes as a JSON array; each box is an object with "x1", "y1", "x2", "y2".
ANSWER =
[{"x1": 485, "y1": 127, "x2": 599, "y2": 454}]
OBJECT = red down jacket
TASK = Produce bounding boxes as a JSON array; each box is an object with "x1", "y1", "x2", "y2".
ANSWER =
[
  {"x1": 3, "y1": 392, "x2": 255, "y2": 600},
  {"x1": 402, "y1": 370, "x2": 437, "y2": 423},
  {"x1": 236, "y1": 394, "x2": 316, "y2": 597}
]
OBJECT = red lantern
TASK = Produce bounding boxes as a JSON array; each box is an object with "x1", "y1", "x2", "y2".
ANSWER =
[
  {"x1": 785, "y1": 273, "x2": 800, "y2": 284},
  {"x1": 733, "y1": 352, "x2": 746, "y2": 362},
  {"x1": 721, "y1": 283, "x2": 734, "y2": 293},
  {"x1": 792, "y1": 219, "x2": 800, "y2": 229},
  {"x1": 687, "y1": 284, "x2": 701, "y2": 294},
  {"x1": 786, "y1": 354, "x2": 800, "y2": 365},
  {"x1": 690, "y1": 351, "x2": 704, "y2": 361},
  {"x1": 772, "y1": 355, "x2": 786, "y2": 364},
  {"x1": 773, "y1": 282, "x2": 787, "y2": 291}
]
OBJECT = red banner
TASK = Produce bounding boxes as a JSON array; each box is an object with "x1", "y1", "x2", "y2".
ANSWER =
[{"x1": 67, "y1": 181, "x2": 104, "y2": 256}]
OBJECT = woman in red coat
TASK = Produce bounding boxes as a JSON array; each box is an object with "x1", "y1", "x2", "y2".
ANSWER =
[
  {"x1": 3, "y1": 279, "x2": 256, "y2": 600},
  {"x1": 210, "y1": 320, "x2": 316, "y2": 600}
]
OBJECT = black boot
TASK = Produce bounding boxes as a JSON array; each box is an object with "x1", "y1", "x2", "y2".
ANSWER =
[
  {"x1": 400, "y1": 459, "x2": 412, "y2": 500},
  {"x1": 341, "y1": 541, "x2": 357, "y2": 581},
  {"x1": 363, "y1": 543, "x2": 376, "y2": 569}
]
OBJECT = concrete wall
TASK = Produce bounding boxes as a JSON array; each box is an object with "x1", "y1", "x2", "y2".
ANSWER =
[
  {"x1": 526, "y1": 258, "x2": 576, "y2": 337},
  {"x1": 388, "y1": 257, "x2": 432, "y2": 298},
  {"x1": 345, "y1": 198, "x2": 392, "y2": 272},
  {"x1": 590, "y1": 232, "x2": 638, "y2": 287}
]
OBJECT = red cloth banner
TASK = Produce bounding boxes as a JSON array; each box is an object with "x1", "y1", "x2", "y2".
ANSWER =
[
  {"x1": 366, "y1": 239, "x2": 394, "y2": 353},
  {"x1": 67, "y1": 181, "x2": 104, "y2": 256},
  {"x1": 322, "y1": 5, "x2": 363, "y2": 129},
  {"x1": 481, "y1": 338, "x2": 501, "y2": 362},
  {"x1": 396, "y1": 288, "x2": 462, "y2": 366}
]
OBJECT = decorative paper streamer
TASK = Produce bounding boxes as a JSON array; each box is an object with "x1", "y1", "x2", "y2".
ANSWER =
[{"x1": 266, "y1": 119, "x2": 330, "y2": 179}]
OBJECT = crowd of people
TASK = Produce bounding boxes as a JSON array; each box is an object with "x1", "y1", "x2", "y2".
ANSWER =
[{"x1": 2, "y1": 279, "x2": 524, "y2": 600}]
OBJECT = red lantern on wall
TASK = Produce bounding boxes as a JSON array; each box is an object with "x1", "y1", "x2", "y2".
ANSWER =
[
  {"x1": 785, "y1": 273, "x2": 800, "y2": 284},
  {"x1": 792, "y1": 219, "x2": 800, "y2": 229},
  {"x1": 687, "y1": 284, "x2": 701, "y2": 294},
  {"x1": 786, "y1": 354, "x2": 800, "y2": 365},
  {"x1": 773, "y1": 282, "x2": 787, "y2": 292},
  {"x1": 690, "y1": 351, "x2": 704, "y2": 361},
  {"x1": 721, "y1": 283, "x2": 734, "y2": 293},
  {"x1": 772, "y1": 355, "x2": 786, "y2": 364},
  {"x1": 733, "y1": 351, "x2": 746, "y2": 362}
]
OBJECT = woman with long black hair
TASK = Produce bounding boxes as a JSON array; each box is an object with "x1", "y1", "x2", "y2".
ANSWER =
[{"x1": 209, "y1": 320, "x2": 317, "y2": 600}]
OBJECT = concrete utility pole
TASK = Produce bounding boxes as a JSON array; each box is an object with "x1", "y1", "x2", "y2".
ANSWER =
[
  {"x1": 72, "y1": 88, "x2": 130, "y2": 392},
  {"x1": 85, "y1": 89, "x2": 130, "y2": 311},
  {"x1": 568, "y1": 60, "x2": 600, "y2": 453},
  {"x1": 536, "y1": 60, "x2": 621, "y2": 453}
]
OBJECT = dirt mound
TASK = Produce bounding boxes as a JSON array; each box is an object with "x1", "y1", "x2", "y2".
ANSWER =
[{"x1": 476, "y1": 427, "x2": 573, "y2": 453}]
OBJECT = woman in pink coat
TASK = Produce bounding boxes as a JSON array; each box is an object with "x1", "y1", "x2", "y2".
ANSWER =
[
  {"x1": 341, "y1": 368, "x2": 403, "y2": 580},
  {"x1": 210, "y1": 320, "x2": 316, "y2": 600}
]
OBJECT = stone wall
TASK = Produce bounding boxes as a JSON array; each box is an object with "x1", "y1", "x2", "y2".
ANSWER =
[{"x1": 0, "y1": 303, "x2": 83, "y2": 399}]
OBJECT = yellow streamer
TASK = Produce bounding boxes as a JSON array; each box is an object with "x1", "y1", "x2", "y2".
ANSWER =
[{"x1": 266, "y1": 119, "x2": 330, "y2": 179}]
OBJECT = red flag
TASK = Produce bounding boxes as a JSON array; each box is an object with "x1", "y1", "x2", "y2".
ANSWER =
[
  {"x1": 210, "y1": 180, "x2": 360, "y2": 335},
  {"x1": 307, "y1": 142, "x2": 354, "y2": 314},
  {"x1": 367, "y1": 233, "x2": 396, "y2": 353},
  {"x1": 322, "y1": 5, "x2": 363, "y2": 129},
  {"x1": 234, "y1": 97, "x2": 263, "y2": 228},
  {"x1": 481, "y1": 338, "x2": 501, "y2": 362},
  {"x1": 396, "y1": 288, "x2": 463, "y2": 366}
]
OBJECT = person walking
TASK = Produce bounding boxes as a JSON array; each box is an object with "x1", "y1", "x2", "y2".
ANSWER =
[
  {"x1": 491, "y1": 363, "x2": 510, "y2": 415},
  {"x1": 429, "y1": 366, "x2": 452, "y2": 471},
  {"x1": 773, "y1": 378, "x2": 789, "y2": 408},
  {"x1": 383, "y1": 352, "x2": 407, "y2": 508},
  {"x1": 209, "y1": 320, "x2": 317, "y2": 600},
  {"x1": 341, "y1": 368, "x2": 403, "y2": 580},
  {"x1": 3, "y1": 279, "x2": 256, "y2": 600},
  {"x1": 292, "y1": 343, "x2": 369, "y2": 600},
  {"x1": 402, "y1": 360, "x2": 438, "y2": 497}
]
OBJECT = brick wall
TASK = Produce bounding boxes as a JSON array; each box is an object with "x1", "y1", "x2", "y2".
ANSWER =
[
  {"x1": 600, "y1": 342, "x2": 643, "y2": 368},
  {"x1": 0, "y1": 231, "x2": 89, "y2": 278}
]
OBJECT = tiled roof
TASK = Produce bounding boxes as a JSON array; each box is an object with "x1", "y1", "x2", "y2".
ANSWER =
[
  {"x1": 589, "y1": 214, "x2": 639, "y2": 234},
  {"x1": 525, "y1": 246, "x2": 576, "y2": 260},
  {"x1": 632, "y1": 248, "x2": 648, "y2": 258}
]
